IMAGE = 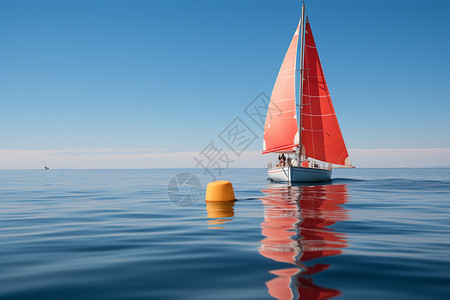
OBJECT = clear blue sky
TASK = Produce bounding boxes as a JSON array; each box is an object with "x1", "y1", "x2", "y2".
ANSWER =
[{"x1": 1, "y1": 0, "x2": 449, "y2": 154}]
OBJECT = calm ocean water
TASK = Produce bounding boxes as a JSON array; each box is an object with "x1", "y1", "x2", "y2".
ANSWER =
[{"x1": 1, "y1": 168, "x2": 450, "y2": 299}]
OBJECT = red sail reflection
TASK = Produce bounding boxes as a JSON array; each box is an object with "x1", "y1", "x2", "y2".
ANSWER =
[{"x1": 260, "y1": 184, "x2": 349, "y2": 300}]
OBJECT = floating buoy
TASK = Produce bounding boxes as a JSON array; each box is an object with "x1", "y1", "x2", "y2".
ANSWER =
[{"x1": 205, "y1": 181, "x2": 236, "y2": 202}]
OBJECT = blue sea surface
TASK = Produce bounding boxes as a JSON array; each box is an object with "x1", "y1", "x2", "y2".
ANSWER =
[{"x1": 1, "y1": 168, "x2": 450, "y2": 299}]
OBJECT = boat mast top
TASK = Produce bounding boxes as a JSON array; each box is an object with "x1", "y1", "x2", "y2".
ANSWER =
[{"x1": 296, "y1": 3, "x2": 306, "y2": 159}]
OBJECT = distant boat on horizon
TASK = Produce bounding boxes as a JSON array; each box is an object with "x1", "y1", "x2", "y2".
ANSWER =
[
  {"x1": 263, "y1": 3, "x2": 353, "y2": 182},
  {"x1": 44, "y1": 166, "x2": 49, "y2": 170}
]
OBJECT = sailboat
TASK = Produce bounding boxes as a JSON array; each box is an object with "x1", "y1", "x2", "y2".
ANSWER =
[{"x1": 263, "y1": 3, "x2": 353, "y2": 182}]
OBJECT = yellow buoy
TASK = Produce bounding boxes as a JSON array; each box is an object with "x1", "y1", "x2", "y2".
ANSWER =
[{"x1": 205, "y1": 181, "x2": 236, "y2": 202}]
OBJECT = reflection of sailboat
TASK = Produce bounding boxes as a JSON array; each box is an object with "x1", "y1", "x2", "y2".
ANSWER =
[
  {"x1": 263, "y1": 3, "x2": 353, "y2": 182},
  {"x1": 259, "y1": 184, "x2": 349, "y2": 300}
]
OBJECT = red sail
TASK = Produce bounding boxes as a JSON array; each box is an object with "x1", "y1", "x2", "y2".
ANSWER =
[
  {"x1": 301, "y1": 19, "x2": 351, "y2": 166},
  {"x1": 263, "y1": 24, "x2": 300, "y2": 154}
]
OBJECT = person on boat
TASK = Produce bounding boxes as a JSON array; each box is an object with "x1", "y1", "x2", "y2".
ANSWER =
[
  {"x1": 281, "y1": 154, "x2": 286, "y2": 167},
  {"x1": 301, "y1": 156, "x2": 309, "y2": 168},
  {"x1": 287, "y1": 157, "x2": 292, "y2": 166}
]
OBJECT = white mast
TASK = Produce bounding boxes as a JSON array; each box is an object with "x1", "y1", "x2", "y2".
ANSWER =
[{"x1": 295, "y1": 3, "x2": 307, "y2": 160}]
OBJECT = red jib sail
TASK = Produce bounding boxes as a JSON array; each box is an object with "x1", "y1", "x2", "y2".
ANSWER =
[
  {"x1": 262, "y1": 24, "x2": 300, "y2": 154},
  {"x1": 263, "y1": 13, "x2": 351, "y2": 166}
]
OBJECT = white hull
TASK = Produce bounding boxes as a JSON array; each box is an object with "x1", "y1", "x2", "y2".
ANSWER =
[{"x1": 268, "y1": 166, "x2": 332, "y2": 182}]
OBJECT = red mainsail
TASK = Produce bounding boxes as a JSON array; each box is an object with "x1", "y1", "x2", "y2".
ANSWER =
[
  {"x1": 263, "y1": 12, "x2": 351, "y2": 167},
  {"x1": 301, "y1": 19, "x2": 351, "y2": 166}
]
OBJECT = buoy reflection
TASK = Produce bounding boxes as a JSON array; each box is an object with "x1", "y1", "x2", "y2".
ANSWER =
[
  {"x1": 260, "y1": 184, "x2": 349, "y2": 300},
  {"x1": 206, "y1": 201, "x2": 235, "y2": 229}
]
